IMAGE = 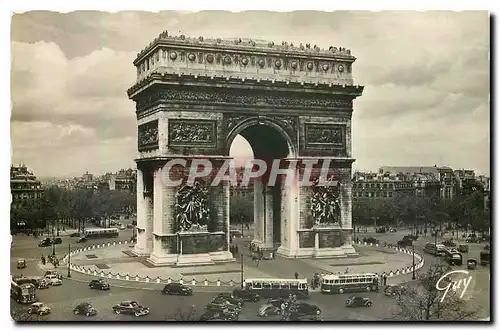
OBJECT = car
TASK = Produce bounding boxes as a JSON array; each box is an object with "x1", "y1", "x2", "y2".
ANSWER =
[
  {"x1": 363, "y1": 237, "x2": 379, "y2": 245},
  {"x1": 17, "y1": 259, "x2": 26, "y2": 269},
  {"x1": 73, "y1": 302, "x2": 98, "y2": 316},
  {"x1": 200, "y1": 308, "x2": 239, "y2": 321},
  {"x1": 112, "y1": 301, "x2": 149, "y2": 316},
  {"x1": 28, "y1": 302, "x2": 51, "y2": 316},
  {"x1": 162, "y1": 283, "x2": 193, "y2": 296},
  {"x1": 267, "y1": 297, "x2": 286, "y2": 307},
  {"x1": 70, "y1": 232, "x2": 81, "y2": 237},
  {"x1": 375, "y1": 227, "x2": 386, "y2": 233},
  {"x1": 230, "y1": 230, "x2": 243, "y2": 238},
  {"x1": 458, "y1": 244, "x2": 469, "y2": 253},
  {"x1": 442, "y1": 239, "x2": 456, "y2": 247},
  {"x1": 214, "y1": 293, "x2": 244, "y2": 307},
  {"x1": 233, "y1": 288, "x2": 260, "y2": 302},
  {"x1": 45, "y1": 274, "x2": 62, "y2": 286},
  {"x1": 345, "y1": 296, "x2": 373, "y2": 308},
  {"x1": 119, "y1": 225, "x2": 126, "y2": 230},
  {"x1": 484, "y1": 244, "x2": 490, "y2": 251},
  {"x1": 208, "y1": 298, "x2": 241, "y2": 311},
  {"x1": 257, "y1": 303, "x2": 280, "y2": 317},
  {"x1": 44, "y1": 270, "x2": 62, "y2": 280},
  {"x1": 405, "y1": 234, "x2": 418, "y2": 241},
  {"x1": 89, "y1": 279, "x2": 110, "y2": 290},
  {"x1": 76, "y1": 237, "x2": 88, "y2": 243},
  {"x1": 398, "y1": 238, "x2": 413, "y2": 247},
  {"x1": 126, "y1": 224, "x2": 133, "y2": 229},
  {"x1": 38, "y1": 238, "x2": 52, "y2": 247},
  {"x1": 293, "y1": 303, "x2": 322, "y2": 317},
  {"x1": 389, "y1": 228, "x2": 397, "y2": 233},
  {"x1": 53, "y1": 237, "x2": 62, "y2": 244},
  {"x1": 19, "y1": 276, "x2": 50, "y2": 289}
]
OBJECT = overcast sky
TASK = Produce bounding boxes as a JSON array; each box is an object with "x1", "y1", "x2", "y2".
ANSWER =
[{"x1": 10, "y1": 11, "x2": 490, "y2": 178}]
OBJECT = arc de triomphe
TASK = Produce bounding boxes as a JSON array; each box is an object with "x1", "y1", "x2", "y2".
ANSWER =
[{"x1": 127, "y1": 32, "x2": 364, "y2": 266}]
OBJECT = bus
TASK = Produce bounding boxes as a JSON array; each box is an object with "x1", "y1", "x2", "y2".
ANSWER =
[
  {"x1": 320, "y1": 273, "x2": 379, "y2": 294},
  {"x1": 11, "y1": 280, "x2": 36, "y2": 304},
  {"x1": 84, "y1": 228, "x2": 119, "y2": 239},
  {"x1": 243, "y1": 278, "x2": 309, "y2": 299}
]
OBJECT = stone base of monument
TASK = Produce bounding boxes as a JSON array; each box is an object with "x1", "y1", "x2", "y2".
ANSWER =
[
  {"x1": 132, "y1": 245, "x2": 150, "y2": 257},
  {"x1": 146, "y1": 253, "x2": 179, "y2": 266},
  {"x1": 209, "y1": 250, "x2": 236, "y2": 263},
  {"x1": 175, "y1": 253, "x2": 215, "y2": 266}
]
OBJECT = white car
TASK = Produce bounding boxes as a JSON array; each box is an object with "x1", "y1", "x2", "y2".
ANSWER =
[
  {"x1": 119, "y1": 225, "x2": 126, "y2": 230},
  {"x1": 45, "y1": 274, "x2": 62, "y2": 286}
]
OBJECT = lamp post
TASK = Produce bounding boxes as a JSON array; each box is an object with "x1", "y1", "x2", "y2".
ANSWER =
[
  {"x1": 412, "y1": 244, "x2": 416, "y2": 280},
  {"x1": 240, "y1": 253, "x2": 244, "y2": 289},
  {"x1": 67, "y1": 243, "x2": 71, "y2": 278}
]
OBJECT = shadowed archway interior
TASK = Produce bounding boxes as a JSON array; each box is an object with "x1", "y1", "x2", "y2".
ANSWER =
[{"x1": 236, "y1": 124, "x2": 291, "y2": 246}]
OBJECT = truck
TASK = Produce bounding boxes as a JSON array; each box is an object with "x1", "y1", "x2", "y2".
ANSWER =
[{"x1": 11, "y1": 279, "x2": 36, "y2": 304}]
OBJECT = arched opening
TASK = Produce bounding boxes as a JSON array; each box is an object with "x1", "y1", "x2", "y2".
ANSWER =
[{"x1": 228, "y1": 120, "x2": 294, "y2": 251}]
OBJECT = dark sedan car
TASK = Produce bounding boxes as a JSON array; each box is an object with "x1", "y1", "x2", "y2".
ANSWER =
[
  {"x1": 89, "y1": 279, "x2": 110, "y2": 290},
  {"x1": 363, "y1": 237, "x2": 379, "y2": 245},
  {"x1": 112, "y1": 301, "x2": 149, "y2": 316},
  {"x1": 214, "y1": 293, "x2": 244, "y2": 308},
  {"x1": 162, "y1": 283, "x2": 193, "y2": 296},
  {"x1": 267, "y1": 297, "x2": 287, "y2": 307},
  {"x1": 38, "y1": 238, "x2": 52, "y2": 247},
  {"x1": 70, "y1": 232, "x2": 81, "y2": 237},
  {"x1": 76, "y1": 237, "x2": 88, "y2": 243},
  {"x1": 293, "y1": 303, "x2": 322, "y2": 317},
  {"x1": 233, "y1": 289, "x2": 260, "y2": 302},
  {"x1": 53, "y1": 237, "x2": 62, "y2": 244},
  {"x1": 73, "y1": 302, "x2": 98, "y2": 316},
  {"x1": 345, "y1": 296, "x2": 373, "y2": 307}
]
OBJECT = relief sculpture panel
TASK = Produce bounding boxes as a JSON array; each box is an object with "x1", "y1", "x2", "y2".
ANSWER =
[
  {"x1": 304, "y1": 124, "x2": 346, "y2": 157},
  {"x1": 168, "y1": 119, "x2": 217, "y2": 147},
  {"x1": 138, "y1": 120, "x2": 159, "y2": 151}
]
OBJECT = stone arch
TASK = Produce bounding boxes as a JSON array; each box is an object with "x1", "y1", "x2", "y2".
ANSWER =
[{"x1": 224, "y1": 116, "x2": 298, "y2": 158}]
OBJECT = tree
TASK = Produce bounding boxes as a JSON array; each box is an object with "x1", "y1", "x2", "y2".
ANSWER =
[
  {"x1": 165, "y1": 305, "x2": 199, "y2": 321},
  {"x1": 392, "y1": 262, "x2": 478, "y2": 321}
]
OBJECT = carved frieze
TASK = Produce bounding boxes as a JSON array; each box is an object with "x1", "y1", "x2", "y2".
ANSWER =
[
  {"x1": 136, "y1": 89, "x2": 353, "y2": 112},
  {"x1": 225, "y1": 115, "x2": 248, "y2": 134},
  {"x1": 305, "y1": 124, "x2": 346, "y2": 147},
  {"x1": 168, "y1": 119, "x2": 216, "y2": 147},
  {"x1": 138, "y1": 120, "x2": 159, "y2": 151}
]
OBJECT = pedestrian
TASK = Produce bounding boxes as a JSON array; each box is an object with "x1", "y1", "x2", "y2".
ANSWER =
[
  {"x1": 383, "y1": 275, "x2": 387, "y2": 286},
  {"x1": 345, "y1": 268, "x2": 349, "y2": 274},
  {"x1": 294, "y1": 271, "x2": 299, "y2": 279},
  {"x1": 235, "y1": 245, "x2": 238, "y2": 254}
]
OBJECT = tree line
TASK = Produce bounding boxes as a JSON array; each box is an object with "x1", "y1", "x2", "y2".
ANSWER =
[
  {"x1": 352, "y1": 190, "x2": 489, "y2": 234},
  {"x1": 10, "y1": 186, "x2": 136, "y2": 233}
]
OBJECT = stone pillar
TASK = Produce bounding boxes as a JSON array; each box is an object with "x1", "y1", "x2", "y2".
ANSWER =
[
  {"x1": 263, "y1": 186, "x2": 274, "y2": 249},
  {"x1": 252, "y1": 178, "x2": 265, "y2": 246},
  {"x1": 341, "y1": 182, "x2": 356, "y2": 255},
  {"x1": 144, "y1": 187, "x2": 154, "y2": 254},
  {"x1": 134, "y1": 169, "x2": 147, "y2": 255},
  {"x1": 314, "y1": 232, "x2": 320, "y2": 250}
]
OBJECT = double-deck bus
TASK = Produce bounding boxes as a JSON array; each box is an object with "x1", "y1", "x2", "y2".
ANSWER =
[
  {"x1": 84, "y1": 228, "x2": 119, "y2": 239},
  {"x1": 321, "y1": 273, "x2": 379, "y2": 294},
  {"x1": 243, "y1": 278, "x2": 309, "y2": 299}
]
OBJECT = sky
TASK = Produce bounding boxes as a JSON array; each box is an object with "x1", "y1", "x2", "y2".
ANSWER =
[{"x1": 10, "y1": 11, "x2": 490, "y2": 178}]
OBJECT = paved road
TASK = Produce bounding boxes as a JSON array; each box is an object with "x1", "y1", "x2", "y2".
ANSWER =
[{"x1": 11, "y1": 227, "x2": 489, "y2": 321}]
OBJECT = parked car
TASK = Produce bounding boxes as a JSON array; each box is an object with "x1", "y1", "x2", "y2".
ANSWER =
[
  {"x1": 345, "y1": 296, "x2": 373, "y2": 307},
  {"x1": 214, "y1": 293, "x2": 244, "y2": 307},
  {"x1": 76, "y1": 237, "x2": 88, "y2": 243},
  {"x1": 161, "y1": 283, "x2": 193, "y2": 296},
  {"x1": 53, "y1": 237, "x2": 62, "y2": 244},
  {"x1": 112, "y1": 301, "x2": 149, "y2": 316},
  {"x1": 70, "y1": 232, "x2": 81, "y2": 237},
  {"x1": 458, "y1": 244, "x2": 469, "y2": 253},
  {"x1": 28, "y1": 302, "x2": 51, "y2": 316},
  {"x1": 363, "y1": 237, "x2": 379, "y2": 245},
  {"x1": 233, "y1": 288, "x2": 260, "y2": 302},
  {"x1": 73, "y1": 302, "x2": 98, "y2": 316},
  {"x1": 126, "y1": 224, "x2": 133, "y2": 229},
  {"x1": 257, "y1": 303, "x2": 280, "y2": 317},
  {"x1": 38, "y1": 238, "x2": 52, "y2": 247},
  {"x1": 89, "y1": 279, "x2": 110, "y2": 290},
  {"x1": 200, "y1": 307, "x2": 239, "y2": 321},
  {"x1": 45, "y1": 274, "x2": 62, "y2": 286}
]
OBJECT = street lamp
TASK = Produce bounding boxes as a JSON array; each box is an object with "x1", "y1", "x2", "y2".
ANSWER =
[
  {"x1": 412, "y1": 244, "x2": 416, "y2": 280},
  {"x1": 240, "y1": 253, "x2": 244, "y2": 289},
  {"x1": 67, "y1": 243, "x2": 71, "y2": 278}
]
